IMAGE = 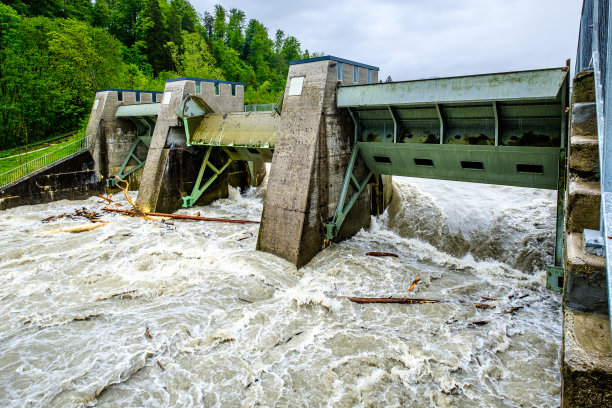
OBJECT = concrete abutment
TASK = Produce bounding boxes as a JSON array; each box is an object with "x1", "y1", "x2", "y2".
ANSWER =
[{"x1": 561, "y1": 69, "x2": 612, "y2": 407}]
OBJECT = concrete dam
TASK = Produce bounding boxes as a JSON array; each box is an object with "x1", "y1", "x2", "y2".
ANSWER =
[{"x1": 1, "y1": 3, "x2": 611, "y2": 406}]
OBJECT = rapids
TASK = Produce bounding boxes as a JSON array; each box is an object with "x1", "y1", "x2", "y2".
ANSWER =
[{"x1": 0, "y1": 176, "x2": 560, "y2": 407}]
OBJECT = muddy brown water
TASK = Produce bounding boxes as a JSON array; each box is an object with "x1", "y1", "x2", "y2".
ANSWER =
[{"x1": 0, "y1": 176, "x2": 560, "y2": 407}]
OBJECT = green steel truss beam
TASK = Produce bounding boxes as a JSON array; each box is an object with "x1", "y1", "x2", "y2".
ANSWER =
[
  {"x1": 182, "y1": 146, "x2": 233, "y2": 208},
  {"x1": 106, "y1": 136, "x2": 152, "y2": 187},
  {"x1": 324, "y1": 144, "x2": 373, "y2": 239}
]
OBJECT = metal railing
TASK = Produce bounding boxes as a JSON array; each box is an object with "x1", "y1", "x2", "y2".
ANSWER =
[
  {"x1": 244, "y1": 103, "x2": 275, "y2": 112},
  {"x1": 0, "y1": 134, "x2": 93, "y2": 188},
  {"x1": 576, "y1": 0, "x2": 612, "y2": 349}
]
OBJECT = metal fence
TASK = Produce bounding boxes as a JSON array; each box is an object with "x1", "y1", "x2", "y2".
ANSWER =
[
  {"x1": 575, "y1": 0, "x2": 612, "y2": 349},
  {"x1": 244, "y1": 104, "x2": 275, "y2": 112},
  {"x1": 0, "y1": 134, "x2": 92, "y2": 188}
]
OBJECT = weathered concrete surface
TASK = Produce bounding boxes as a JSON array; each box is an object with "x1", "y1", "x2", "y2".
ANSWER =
[
  {"x1": 571, "y1": 102, "x2": 598, "y2": 137},
  {"x1": 569, "y1": 135, "x2": 599, "y2": 179},
  {"x1": 566, "y1": 180, "x2": 601, "y2": 232},
  {"x1": 562, "y1": 309, "x2": 612, "y2": 407},
  {"x1": 136, "y1": 81, "x2": 195, "y2": 212},
  {"x1": 257, "y1": 58, "x2": 378, "y2": 267},
  {"x1": 563, "y1": 233, "x2": 608, "y2": 314},
  {"x1": 562, "y1": 69, "x2": 612, "y2": 406},
  {"x1": 371, "y1": 174, "x2": 393, "y2": 216},
  {"x1": 0, "y1": 150, "x2": 103, "y2": 210},
  {"x1": 571, "y1": 71, "x2": 595, "y2": 105},
  {"x1": 86, "y1": 90, "x2": 156, "y2": 185},
  {"x1": 191, "y1": 80, "x2": 244, "y2": 113}
]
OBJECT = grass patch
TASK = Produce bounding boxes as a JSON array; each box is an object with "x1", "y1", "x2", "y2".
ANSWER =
[{"x1": 0, "y1": 132, "x2": 83, "y2": 176}]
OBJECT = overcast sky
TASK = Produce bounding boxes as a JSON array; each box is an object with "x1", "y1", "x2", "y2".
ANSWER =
[{"x1": 191, "y1": 0, "x2": 584, "y2": 81}]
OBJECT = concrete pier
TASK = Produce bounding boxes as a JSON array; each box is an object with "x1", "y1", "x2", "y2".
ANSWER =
[
  {"x1": 134, "y1": 79, "x2": 245, "y2": 213},
  {"x1": 257, "y1": 57, "x2": 379, "y2": 267}
]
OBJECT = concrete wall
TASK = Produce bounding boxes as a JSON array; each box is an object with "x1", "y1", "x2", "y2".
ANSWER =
[
  {"x1": 257, "y1": 57, "x2": 379, "y2": 267},
  {"x1": 86, "y1": 89, "x2": 161, "y2": 187},
  {"x1": 193, "y1": 80, "x2": 244, "y2": 113},
  {"x1": 561, "y1": 69, "x2": 612, "y2": 407},
  {"x1": 0, "y1": 150, "x2": 103, "y2": 210},
  {"x1": 136, "y1": 79, "x2": 246, "y2": 213}
]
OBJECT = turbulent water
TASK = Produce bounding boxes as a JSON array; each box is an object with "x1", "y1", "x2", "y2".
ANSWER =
[{"x1": 0, "y1": 176, "x2": 561, "y2": 407}]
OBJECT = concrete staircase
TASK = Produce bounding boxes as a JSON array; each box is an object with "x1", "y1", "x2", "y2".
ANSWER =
[{"x1": 562, "y1": 70, "x2": 612, "y2": 407}]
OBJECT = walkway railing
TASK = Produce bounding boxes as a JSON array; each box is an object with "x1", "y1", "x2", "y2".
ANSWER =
[
  {"x1": 576, "y1": 0, "x2": 612, "y2": 349},
  {"x1": 0, "y1": 134, "x2": 93, "y2": 188},
  {"x1": 244, "y1": 103, "x2": 274, "y2": 112}
]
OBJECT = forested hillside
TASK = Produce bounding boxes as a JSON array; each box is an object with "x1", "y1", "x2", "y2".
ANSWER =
[{"x1": 0, "y1": 0, "x2": 310, "y2": 150}]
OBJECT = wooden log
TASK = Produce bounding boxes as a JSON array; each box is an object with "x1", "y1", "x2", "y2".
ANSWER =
[
  {"x1": 365, "y1": 252, "x2": 399, "y2": 257},
  {"x1": 101, "y1": 208, "x2": 260, "y2": 224},
  {"x1": 345, "y1": 296, "x2": 440, "y2": 304}
]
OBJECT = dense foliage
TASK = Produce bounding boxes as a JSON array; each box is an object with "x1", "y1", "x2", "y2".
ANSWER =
[{"x1": 0, "y1": 0, "x2": 310, "y2": 149}]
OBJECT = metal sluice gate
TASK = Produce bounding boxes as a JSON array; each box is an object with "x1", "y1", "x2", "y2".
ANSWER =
[
  {"x1": 106, "y1": 103, "x2": 160, "y2": 187},
  {"x1": 179, "y1": 95, "x2": 280, "y2": 207},
  {"x1": 325, "y1": 67, "x2": 569, "y2": 291}
]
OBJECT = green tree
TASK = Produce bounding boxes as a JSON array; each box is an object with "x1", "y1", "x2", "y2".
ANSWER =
[
  {"x1": 212, "y1": 4, "x2": 225, "y2": 40},
  {"x1": 136, "y1": 0, "x2": 172, "y2": 75},
  {"x1": 243, "y1": 19, "x2": 272, "y2": 85},
  {"x1": 170, "y1": 31, "x2": 223, "y2": 79},
  {"x1": 202, "y1": 11, "x2": 213, "y2": 37},
  {"x1": 171, "y1": 0, "x2": 198, "y2": 33},
  {"x1": 91, "y1": 0, "x2": 111, "y2": 28},
  {"x1": 226, "y1": 8, "x2": 245, "y2": 51},
  {"x1": 109, "y1": 0, "x2": 144, "y2": 47}
]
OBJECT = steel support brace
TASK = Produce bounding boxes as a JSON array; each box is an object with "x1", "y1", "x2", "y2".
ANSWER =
[
  {"x1": 107, "y1": 136, "x2": 152, "y2": 187},
  {"x1": 547, "y1": 147, "x2": 567, "y2": 292},
  {"x1": 182, "y1": 146, "x2": 233, "y2": 208},
  {"x1": 324, "y1": 144, "x2": 373, "y2": 239}
]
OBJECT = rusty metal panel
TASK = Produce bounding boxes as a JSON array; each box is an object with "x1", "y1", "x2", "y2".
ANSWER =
[
  {"x1": 188, "y1": 111, "x2": 279, "y2": 148},
  {"x1": 337, "y1": 68, "x2": 568, "y2": 107}
]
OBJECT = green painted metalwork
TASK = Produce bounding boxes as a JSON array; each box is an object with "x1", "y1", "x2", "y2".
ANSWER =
[
  {"x1": 337, "y1": 68, "x2": 568, "y2": 107},
  {"x1": 357, "y1": 143, "x2": 560, "y2": 189},
  {"x1": 546, "y1": 266, "x2": 564, "y2": 292},
  {"x1": 175, "y1": 94, "x2": 213, "y2": 119},
  {"x1": 324, "y1": 67, "x2": 569, "y2": 241},
  {"x1": 115, "y1": 103, "x2": 161, "y2": 118},
  {"x1": 324, "y1": 144, "x2": 373, "y2": 239},
  {"x1": 106, "y1": 136, "x2": 152, "y2": 187},
  {"x1": 182, "y1": 146, "x2": 233, "y2": 208}
]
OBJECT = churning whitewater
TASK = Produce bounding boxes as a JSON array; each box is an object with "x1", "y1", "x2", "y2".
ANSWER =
[{"x1": 0, "y1": 176, "x2": 560, "y2": 407}]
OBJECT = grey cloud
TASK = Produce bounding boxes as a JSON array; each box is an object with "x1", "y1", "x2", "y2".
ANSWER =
[{"x1": 191, "y1": 0, "x2": 584, "y2": 80}]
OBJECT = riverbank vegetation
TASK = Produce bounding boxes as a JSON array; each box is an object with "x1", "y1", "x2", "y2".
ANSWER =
[{"x1": 0, "y1": 0, "x2": 310, "y2": 150}]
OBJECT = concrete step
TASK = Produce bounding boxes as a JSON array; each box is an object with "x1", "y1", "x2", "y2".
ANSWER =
[
  {"x1": 571, "y1": 102, "x2": 598, "y2": 137},
  {"x1": 571, "y1": 70, "x2": 595, "y2": 105},
  {"x1": 563, "y1": 232, "x2": 608, "y2": 314},
  {"x1": 569, "y1": 135, "x2": 599, "y2": 180},
  {"x1": 566, "y1": 180, "x2": 601, "y2": 232},
  {"x1": 562, "y1": 308, "x2": 612, "y2": 407}
]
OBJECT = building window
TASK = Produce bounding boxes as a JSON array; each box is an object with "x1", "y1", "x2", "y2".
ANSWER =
[
  {"x1": 368, "y1": 70, "x2": 372, "y2": 84},
  {"x1": 337, "y1": 62, "x2": 343, "y2": 81},
  {"x1": 354, "y1": 66, "x2": 358, "y2": 83},
  {"x1": 135, "y1": 92, "x2": 141, "y2": 102},
  {"x1": 214, "y1": 83, "x2": 220, "y2": 95},
  {"x1": 117, "y1": 91, "x2": 123, "y2": 102},
  {"x1": 231, "y1": 84, "x2": 236, "y2": 96},
  {"x1": 195, "y1": 81, "x2": 201, "y2": 94}
]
